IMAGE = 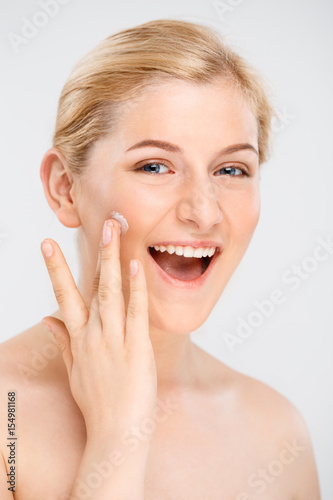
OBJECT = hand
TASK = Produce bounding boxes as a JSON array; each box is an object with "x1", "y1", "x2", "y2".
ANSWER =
[{"x1": 40, "y1": 218, "x2": 157, "y2": 447}]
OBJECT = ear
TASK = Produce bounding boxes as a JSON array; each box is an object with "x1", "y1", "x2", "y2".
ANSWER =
[{"x1": 40, "y1": 148, "x2": 81, "y2": 228}]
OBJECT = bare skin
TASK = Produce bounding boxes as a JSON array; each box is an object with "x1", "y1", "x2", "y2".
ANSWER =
[
  {"x1": 0, "y1": 323, "x2": 320, "y2": 499},
  {"x1": 0, "y1": 78, "x2": 320, "y2": 499}
]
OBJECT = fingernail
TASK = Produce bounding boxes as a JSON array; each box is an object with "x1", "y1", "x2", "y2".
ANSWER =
[
  {"x1": 41, "y1": 240, "x2": 53, "y2": 257},
  {"x1": 130, "y1": 259, "x2": 138, "y2": 276},
  {"x1": 102, "y1": 220, "x2": 112, "y2": 245}
]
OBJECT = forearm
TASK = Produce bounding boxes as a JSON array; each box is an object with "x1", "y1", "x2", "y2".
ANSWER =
[{"x1": 69, "y1": 437, "x2": 150, "y2": 500}]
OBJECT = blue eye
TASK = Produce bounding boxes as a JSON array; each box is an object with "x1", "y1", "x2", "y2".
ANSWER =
[
  {"x1": 138, "y1": 162, "x2": 170, "y2": 174},
  {"x1": 216, "y1": 166, "x2": 247, "y2": 177},
  {"x1": 136, "y1": 162, "x2": 248, "y2": 177}
]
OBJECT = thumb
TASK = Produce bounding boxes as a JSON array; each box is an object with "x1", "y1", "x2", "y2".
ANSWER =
[{"x1": 41, "y1": 317, "x2": 73, "y2": 376}]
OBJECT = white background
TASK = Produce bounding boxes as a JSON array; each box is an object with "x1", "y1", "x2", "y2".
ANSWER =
[{"x1": 1, "y1": 0, "x2": 332, "y2": 498}]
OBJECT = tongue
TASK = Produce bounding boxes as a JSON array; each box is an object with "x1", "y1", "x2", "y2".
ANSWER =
[{"x1": 152, "y1": 250, "x2": 203, "y2": 281}]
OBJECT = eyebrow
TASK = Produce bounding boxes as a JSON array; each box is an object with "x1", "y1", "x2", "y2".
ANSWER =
[{"x1": 125, "y1": 139, "x2": 259, "y2": 156}]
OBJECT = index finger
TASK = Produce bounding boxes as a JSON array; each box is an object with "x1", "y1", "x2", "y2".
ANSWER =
[{"x1": 41, "y1": 238, "x2": 89, "y2": 334}]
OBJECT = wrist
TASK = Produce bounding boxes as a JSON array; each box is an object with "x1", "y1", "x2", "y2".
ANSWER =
[
  {"x1": 86, "y1": 422, "x2": 153, "y2": 452},
  {"x1": 74, "y1": 438, "x2": 149, "y2": 500},
  {"x1": 84, "y1": 430, "x2": 152, "y2": 466}
]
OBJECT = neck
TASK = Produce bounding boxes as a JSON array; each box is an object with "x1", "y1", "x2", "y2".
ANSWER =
[{"x1": 146, "y1": 323, "x2": 200, "y2": 392}]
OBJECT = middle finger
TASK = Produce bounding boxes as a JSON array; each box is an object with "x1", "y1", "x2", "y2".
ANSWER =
[{"x1": 98, "y1": 218, "x2": 126, "y2": 341}]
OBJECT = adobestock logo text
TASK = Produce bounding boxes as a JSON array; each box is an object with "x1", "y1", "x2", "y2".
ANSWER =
[
  {"x1": 7, "y1": 0, "x2": 72, "y2": 54},
  {"x1": 223, "y1": 235, "x2": 333, "y2": 352}
]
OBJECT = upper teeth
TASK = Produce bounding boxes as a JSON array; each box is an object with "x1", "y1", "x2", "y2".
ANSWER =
[{"x1": 150, "y1": 245, "x2": 217, "y2": 258}]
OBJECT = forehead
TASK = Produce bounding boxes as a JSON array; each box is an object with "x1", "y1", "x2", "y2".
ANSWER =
[{"x1": 114, "y1": 77, "x2": 258, "y2": 145}]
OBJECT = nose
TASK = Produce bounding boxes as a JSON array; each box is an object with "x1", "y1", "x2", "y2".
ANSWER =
[{"x1": 176, "y1": 174, "x2": 223, "y2": 231}]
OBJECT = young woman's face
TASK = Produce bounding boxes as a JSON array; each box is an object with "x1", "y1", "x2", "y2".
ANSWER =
[{"x1": 75, "y1": 78, "x2": 260, "y2": 334}]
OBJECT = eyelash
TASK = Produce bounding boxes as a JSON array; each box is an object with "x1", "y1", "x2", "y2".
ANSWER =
[{"x1": 136, "y1": 161, "x2": 249, "y2": 177}]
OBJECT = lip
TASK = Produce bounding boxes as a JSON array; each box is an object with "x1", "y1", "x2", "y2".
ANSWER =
[{"x1": 147, "y1": 245, "x2": 221, "y2": 289}]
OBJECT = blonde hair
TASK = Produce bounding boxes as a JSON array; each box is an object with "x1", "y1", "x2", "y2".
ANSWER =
[{"x1": 53, "y1": 19, "x2": 275, "y2": 175}]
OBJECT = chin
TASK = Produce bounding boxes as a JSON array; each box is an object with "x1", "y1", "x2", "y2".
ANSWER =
[{"x1": 148, "y1": 300, "x2": 212, "y2": 336}]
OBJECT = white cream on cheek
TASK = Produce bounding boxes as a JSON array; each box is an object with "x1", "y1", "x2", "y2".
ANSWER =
[{"x1": 109, "y1": 210, "x2": 129, "y2": 235}]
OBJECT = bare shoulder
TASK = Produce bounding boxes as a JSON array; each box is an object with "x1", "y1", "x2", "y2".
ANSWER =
[
  {"x1": 0, "y1": 321, "x2": 72, "y2": 443},
  {"x1": 213, "y1": 357, "x2": 321, "y2": 500},
  {"x1": 0, "y1": 324, "x2": 52, "y2": 469},
  {"x1": 0, "y1": 325, "x2": 84, "y2": 498},
  {"x1": 196, "y1": 346, "x2": 303, "y2": 421},
  {"x1": 0, "y1": 321, "x2": 68, "y2": 438},
  {"x1": 0, "y1": 322, "x2": 63, "y2": 385}
]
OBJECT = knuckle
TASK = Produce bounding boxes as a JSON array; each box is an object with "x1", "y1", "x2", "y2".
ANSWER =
[
  {"x1": 130, "y1": 281, "x2": 141, "y2": 294},
  {"x1": 46, "y1": 262, "x2": 59, "y2": 275},
  {"x1": 127, "y1": 304, "x2": 140, "y2": 320},
  {"x1": 92, "y1": 274, "x2": 100, "y2": 294},
  {"x1": 98, "y1": 283, "x2": 113, "y2": 303},
  {"x1": 53, "y1": 287, "x2": 66, "y2": 306},
  {"x1": 100, "y1": 253, "x2": 111, "y2": 265}
]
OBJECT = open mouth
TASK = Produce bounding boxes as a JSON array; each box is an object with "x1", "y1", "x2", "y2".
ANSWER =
[{"x1": 148, "y1": 246, "x2": 219, "y2": 282}]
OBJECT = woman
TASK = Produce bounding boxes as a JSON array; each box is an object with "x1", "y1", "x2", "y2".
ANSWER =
[{"x1": 0, "y1": 19, "x2": 320, "y2": 499}]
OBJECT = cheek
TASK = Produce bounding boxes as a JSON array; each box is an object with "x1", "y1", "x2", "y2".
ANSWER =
[
  {"x1": 120, "y1": 182, "x2": 168, "y2": 228},
  {"x1": 224, "y1": 184, "x2": 261, "y2": 241},
  {"x1": 242, "y1": 189, "x2": 261, "y2": 233}
]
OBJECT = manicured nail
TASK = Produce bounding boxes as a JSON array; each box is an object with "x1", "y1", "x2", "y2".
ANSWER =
[
  {"x1": 103, "y1": 220, "x2": 112, "y2": 245},
  {"x1": 41, "y1": 240, "x2": 53, "y2": 257},
  {"x1": 130, "y1": 259, "x2": 138, "y2": 276}
]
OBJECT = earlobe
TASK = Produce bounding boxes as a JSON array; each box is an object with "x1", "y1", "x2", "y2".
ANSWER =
[{"x1": 40, "y1": 148, "x2": 81, "y2": 228}]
